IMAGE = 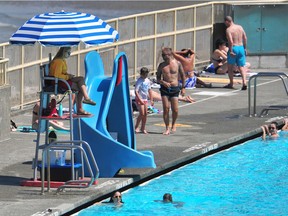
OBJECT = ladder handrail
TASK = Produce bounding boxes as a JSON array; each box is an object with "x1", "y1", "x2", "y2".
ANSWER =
[
  {"x1": 41, "y1": 140, "x2": 99, "y2": 194},
  {"x1": 248, "y1": 72, "x2": 288, "y2": 117}
]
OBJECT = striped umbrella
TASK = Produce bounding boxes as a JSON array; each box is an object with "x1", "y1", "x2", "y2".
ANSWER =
[{"x1": 9, "y1": 11, "x2": 119, "y2": 47}]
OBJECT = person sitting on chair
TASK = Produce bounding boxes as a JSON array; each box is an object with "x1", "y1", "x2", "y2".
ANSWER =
[
  {"x1": 32, "y1": 100, "x2": 69, "y2": 131},
  {"x1": 49, "y1": 47, "x2": 96, "y2": 115}
]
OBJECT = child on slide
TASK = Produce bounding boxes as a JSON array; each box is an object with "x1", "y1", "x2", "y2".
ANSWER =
[{"x1": 134, "y1": 67, "x2": 154, "y2": 134}]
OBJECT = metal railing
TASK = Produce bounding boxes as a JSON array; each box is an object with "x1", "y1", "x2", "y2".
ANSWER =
[
  {"x1": 41, "y1": 140, "x2": 99, "y2": 194},
  {"x1": 0, "y1": 0, "x2": 286, "y2": 110},
  {"x1": 0, "y1": 2, "x2": 216, "y2": 110},
  {"x1": 248, "y1": 72, "x2": 288, "y2": 117}
]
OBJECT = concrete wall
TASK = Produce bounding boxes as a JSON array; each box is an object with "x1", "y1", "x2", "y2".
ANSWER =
[
  {"x1": 0, "y1": 85, "x2": 11, "y2": 141},
  {"x1": 247, "y1": 55, "x2": 288, "y2": 69}
]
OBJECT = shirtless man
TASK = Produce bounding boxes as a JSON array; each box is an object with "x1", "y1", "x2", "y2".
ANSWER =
[
  {"x1": 157, "y1": 47, "x2": 185, "y2": 135},
  {"x1": 224, "y1": 16, "x2": 248, "y2": 90},
  {"x1": 173, "y1": 49, "x2": 211, "y2": 88}
]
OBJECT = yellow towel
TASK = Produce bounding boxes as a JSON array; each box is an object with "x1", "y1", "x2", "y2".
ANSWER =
[{"x1": 200, "y1": 77, "x2": 241, "y2": 84}]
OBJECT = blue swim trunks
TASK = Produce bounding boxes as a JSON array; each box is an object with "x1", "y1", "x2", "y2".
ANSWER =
[
  {"x1": 184, "y1": 76, "x2": 197, "y2": 88},
  {"x1": 227, "y1": 45, "x2": 246, "y2": 67},
  {"x1": 178, "y1": 74, "x2": 197, "y2": 88}
]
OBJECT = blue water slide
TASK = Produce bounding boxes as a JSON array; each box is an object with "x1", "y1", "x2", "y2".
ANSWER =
[{"x1": 74, "y1": 51, "x2": 156, "y2": 177}]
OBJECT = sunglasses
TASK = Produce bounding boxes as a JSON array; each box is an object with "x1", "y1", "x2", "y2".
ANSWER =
[{"x1": 113, "y1": 196, "x2": 121, "y2": 198}]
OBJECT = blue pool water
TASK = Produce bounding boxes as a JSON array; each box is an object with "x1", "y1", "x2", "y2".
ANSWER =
[{"x1": 77, "y1": 132, "x2": 288, "y2": 216}]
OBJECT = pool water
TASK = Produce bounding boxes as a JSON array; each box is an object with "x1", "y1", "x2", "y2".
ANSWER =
[{"x1": 77, "y1": 132, "x2": 288, "y2": 216}]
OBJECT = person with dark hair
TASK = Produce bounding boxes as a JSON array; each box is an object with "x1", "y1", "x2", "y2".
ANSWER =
[
  {"x1": 32, "y1": 100, "x2": 69, "y2": 131},
  {"x1": 163, "y1": 193, "x2": 173, "y2": 202},
  {"x1": 261, "y1": 122, "x2": 279, "y2": 140},
  {"x1": 173, "y1": 49, "x2": 212, "y2": 88},
  {"x1": 212, "y1": 39, "x2": 251, "y2": 76},
  {"x1": 134, "y1": 67, "x2": 154, "y2": 134},
  {"x1": 224, "y1": 16, "x2": 248, "y2": 90},
  {"x1": 154, "y1": 193, "x2": 184, "y2": 208},
  {"x1": 108, "y1": 191, "x2": 124, "y2": 205},
  {"x1": 49, "y1": 47, "x2": 96, "y2": 115},
  {"x1": 211, "y1": 39, "x2": 229, "y2": 74}
]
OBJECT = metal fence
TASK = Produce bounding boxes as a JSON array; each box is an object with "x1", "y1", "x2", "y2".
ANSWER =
[
  {"x1": 0, "y1": 58, "x2": 8, "y2": 85},
  {"x1": 0, "y1": 1, "x2": 283, "y2": 110}
]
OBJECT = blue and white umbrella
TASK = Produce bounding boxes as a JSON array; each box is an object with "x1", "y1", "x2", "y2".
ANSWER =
[{"x1": 9, "y1": 11, "x2": 119, "y2": 47}]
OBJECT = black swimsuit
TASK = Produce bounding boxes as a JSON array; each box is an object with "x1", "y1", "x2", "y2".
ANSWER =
[
  {"x1": 212, "y1": 57, "x2": 223, "y2": 63},
  {"x1": 160, "y1": 85, "x2": 180, "y2": 98}
]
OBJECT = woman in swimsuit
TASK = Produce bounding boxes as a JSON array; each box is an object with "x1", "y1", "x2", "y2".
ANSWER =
[
  {"x1": 211, "y1": 39, "x2": 228, "y2": 75},
  {"x1": 212, "y1": 39, "x2": 251, "y2": 75}
]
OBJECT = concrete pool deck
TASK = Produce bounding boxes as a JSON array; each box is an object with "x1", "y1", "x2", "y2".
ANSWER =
[{"x1": 1, "y1": 68, "x2": 288, "y2": 216}]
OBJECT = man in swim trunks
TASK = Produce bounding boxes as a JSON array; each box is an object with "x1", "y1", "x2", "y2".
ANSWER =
[
  {"x1": 224, "y1": 16, "x2": 248, "y2": 90},
  {"x1": 157, "y1": 47, "x2": 185, "y2": 135}
]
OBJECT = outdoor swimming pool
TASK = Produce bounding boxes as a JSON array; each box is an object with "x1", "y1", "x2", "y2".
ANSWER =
[{"x1": 76, "y1": 132, "x2": 288, "y2": 216}]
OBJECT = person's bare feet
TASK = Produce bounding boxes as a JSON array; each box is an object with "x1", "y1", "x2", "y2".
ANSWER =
[
  {"x1": 163, "y1": 129, "x2": 170, "y2": 135},
  {"x1": 171, "y1": 127, "x2": 176, "y2": 133},
  {"x1": 136, "y1": 128, "x2": 148, "y2": 134},
  {"x1": 187, "y1": 96, "x2": 196, "y2": 103},
  {"x1": 141, "y1": 130, "x2": 148, "y2": 134}
]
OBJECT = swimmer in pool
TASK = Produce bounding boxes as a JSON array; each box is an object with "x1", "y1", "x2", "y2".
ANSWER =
[
  {"x1": 154, "y1": 193, "x2": 184, "y2": 208},
  {"x1": 261, "y1": 122, "x2": 279, "y2": 140}
]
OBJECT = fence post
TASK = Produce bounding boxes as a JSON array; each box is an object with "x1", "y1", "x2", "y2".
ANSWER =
[{"x1": 0, "y1": 57, "x2": 11, "y2": 141}]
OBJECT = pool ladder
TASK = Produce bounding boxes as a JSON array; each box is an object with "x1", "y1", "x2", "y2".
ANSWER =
[
  {"x1": 41, "y1": 140, "x2": 99, "y2": 194},
  {"x1": 248, "y1": 72, "x2": 288, "y2": 117}
]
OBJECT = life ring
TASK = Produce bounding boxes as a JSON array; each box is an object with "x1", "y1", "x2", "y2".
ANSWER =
[{"x1": 116, "y1": 56, "x2": 122, "y2": 86}]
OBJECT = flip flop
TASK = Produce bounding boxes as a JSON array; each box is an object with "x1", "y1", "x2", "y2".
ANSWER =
[
  {"x1": 241, "y1": 85, "x2": 247, "y2": 90},
  {"x1": 223, "y1": 84, "x2": 236, "y2": 89},
  {"x1": 83, "y1": 98, "x2": 96, "y2": 106},
  {"x1": 77, "y1": 110, "x2": 92, "y2": 116}
]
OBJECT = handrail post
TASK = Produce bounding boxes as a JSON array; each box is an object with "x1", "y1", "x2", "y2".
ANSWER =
[
  {"x1": 253, "y1": 76, "x2": 257, "y2": 116},
  {"x1": 248, "y1": 72, "x2": 288, "y2": 117},
  {"x1": 41, "y1": 140, "x2": 99, "y2": 194},
  {"x1": 248, "y1": 76, "x2": 253, "y2": 117}
]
